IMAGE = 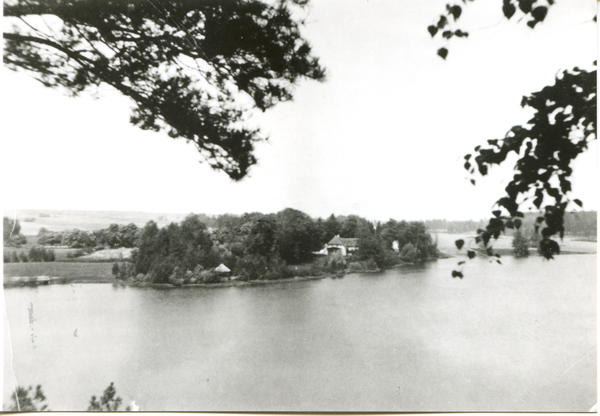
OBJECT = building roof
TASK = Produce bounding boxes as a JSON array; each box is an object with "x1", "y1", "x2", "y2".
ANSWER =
[
  {"x1": 327, "y1": 235, "x2": 359, "y2": 247},
  {"x1": 214, "y1": 263, "x2": 231, "y2": 273}
]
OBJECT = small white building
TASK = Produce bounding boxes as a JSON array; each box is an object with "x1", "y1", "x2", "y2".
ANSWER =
[{"x1": 325, "y1": 235, "x2": 359, "y2": 256}]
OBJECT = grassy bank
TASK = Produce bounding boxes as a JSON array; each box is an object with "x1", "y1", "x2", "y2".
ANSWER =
[{"x1": 3, "y1": 262, "x2": 114, "y2": 287}]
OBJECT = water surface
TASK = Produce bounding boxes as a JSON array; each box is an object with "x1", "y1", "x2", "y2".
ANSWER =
[{"x1": 3, "y1": 255, "x2": 596, "y2": 411}]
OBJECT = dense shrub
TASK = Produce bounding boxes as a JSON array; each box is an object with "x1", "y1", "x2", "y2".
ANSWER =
[
  {"x1": 112, "y1": 263, "x2": 120, "y2": 278},
  {"x1": 168, "y1": 266, "x2": 186, "y2": 285},
  {"x1": 149, "y1": 257, "x2": 178, "y2": 284},
  {"x1": 19, "y1": 252, "x2": 28, "y2": 262},
  {"x1": 364, "y1": 258, "x2": 378, "y2": 270},
  {"x1": 37, "y1": 227, "x2": 51, "y2": 236},
  {"x1": 324, "y1": 251, "x2": 346, "y2": 272},
  {"x1": 28, "y1": 246, "x2": 55, "y2": 262},
  {"x1": 264, "y1": 257, "x2": 293, "y2": 280},
  {"x1": 38, "y1": 231, "x2": 64, "y2": 246},
  {"x1": 11, "y1": 251, "x2": 20, "y2": 263},
  {"x1": 5, "y1": 234, "x2": 27, "y2": 247},
  {"x1": 201, "y1": 270, "x2": 220, "y2": 283},
  {"x1": 237, "y1": 255, "x2": 268, "y2": 281},
  {"x1": 346, "y1": 261, "x2": 365, "y2": 272},
  {"x1": 400, "y1": 243, "x2": 417, "y2": 262}
]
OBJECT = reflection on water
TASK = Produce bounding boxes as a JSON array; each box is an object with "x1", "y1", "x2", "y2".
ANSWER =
[{"x1": 3, "y1": 255, "x2": 596, "y2": 411}]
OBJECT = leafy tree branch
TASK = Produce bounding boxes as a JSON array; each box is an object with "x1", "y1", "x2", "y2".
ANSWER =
[{"x1": 3, "y1": 0, "x2": 325, "y2": 179}]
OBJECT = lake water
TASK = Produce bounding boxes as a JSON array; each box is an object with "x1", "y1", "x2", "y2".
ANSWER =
[{"x1": 2, "y1": 255, "x2": 596, "y2": 411}]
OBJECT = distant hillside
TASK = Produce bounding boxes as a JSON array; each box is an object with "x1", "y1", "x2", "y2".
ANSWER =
[{"x1": 4, "y1": 209, "x2": 197, "y2": 235}]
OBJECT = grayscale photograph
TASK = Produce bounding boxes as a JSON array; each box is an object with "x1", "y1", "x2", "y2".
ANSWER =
[{"x1": 1, "y1": 0, "x2": 597, "y2": 412}]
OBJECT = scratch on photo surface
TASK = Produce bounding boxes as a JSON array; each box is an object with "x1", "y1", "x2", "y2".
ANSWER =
[
  {"x1": 4, "y1": 298, "x2": 21, "y2": 410},
  {"x1": 8, "y1": 211, "x2": 18, "y2": 240},
  {"x1": 556, "y1": 347, "x2": 595, "y2": 382}
]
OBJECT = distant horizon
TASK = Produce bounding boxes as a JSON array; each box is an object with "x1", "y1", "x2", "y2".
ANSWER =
[{"x1": 4, "y1": 206, "x2": 595, "y2": 225}]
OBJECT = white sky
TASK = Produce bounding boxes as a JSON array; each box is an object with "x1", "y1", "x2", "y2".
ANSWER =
[{"x1": 1, "y1": 0, "x2": 597, "y2": 221}]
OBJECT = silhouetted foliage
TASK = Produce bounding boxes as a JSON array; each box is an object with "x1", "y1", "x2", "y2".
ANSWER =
[
  {"x1": 8, "y1": 385, "x2": 48, "y2": 411},
  {"x1": 87, "y1": 382, "x2": 122, "y2": 412},
  {"x1": 428, "y1": 0, "x2": 570, "y2": 59},
  {"x1": 430, "y1": 3, "x2": 596, "y2": 275},
  {"x1": 464, "y1": 65, "x2": 596, "y2": 260},
  {"x1": 4, "y1": 0, "x2": 325, "y2": 179}
]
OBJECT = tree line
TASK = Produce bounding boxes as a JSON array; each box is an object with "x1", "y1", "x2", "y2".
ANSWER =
[
  {"x1": 424, "y1": 211, "x2": 596, "y2": 237},
  {"x1": 38, "y1": 223, "x2": 140, "y2": 249},
  {"x1": 4, "y1": 247, "x2": 56, "y2": 264},
  {"x1": 107, "y1": 209, "x2": 438, "y2": 285}
]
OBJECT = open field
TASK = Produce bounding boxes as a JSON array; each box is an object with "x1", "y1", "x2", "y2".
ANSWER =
[
  {"x1": 3, "y1": 262, "x2": 115, "y2": 286},
  {"x1": 3, "y1": 235, "x2": 83, "y2": 260},
  {"x1": 4, "y1": 208, "x2": 190, "y2": 235}
]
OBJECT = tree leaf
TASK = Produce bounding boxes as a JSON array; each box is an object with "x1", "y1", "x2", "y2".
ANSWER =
[
  {"x1": 467, "y1": 250, "x2": 476, "y2": 259},
  {"x1": 451, "y1": 270, "x2": 464, "y2": 278},
  {"x1": 574, "y1": 199, "x2": 583, "y2": 208},
  {"x1": 481, "y1": 232, "x2": 491, "y2": 246},
  {"x1": 526, "y1": 20, "x2": 537, "y2": 29},
  {"x1": 448, "y1": 5, "x2": 462, "y2": 20},
  {"x1": 455, "y1": 239, "x2": 465, "y2": 250},
  {"x1": 437, "y1": 15, "x2": 448, "y2": 28},
  {"x1": 437, "y1": 47, "x2": 448, "y2": 59},
  {"x1": 502, "y1": 2, "x2": 516, "y2": 19},
  {"x1": 428, "y1": 25, "x2": 438, "y2": 37},
  {"x1": 531, "y1": 6, "x2": 548, "y2": 22},
  {"x1": 520, "y1": 96, "x2": 528, "y2": 107},
  {"x1": 514, "y1": 218, "x2": 522, "y2": 230},
  {"x1": 518, "y1": 0, "x2": 535, "y2": 14}
]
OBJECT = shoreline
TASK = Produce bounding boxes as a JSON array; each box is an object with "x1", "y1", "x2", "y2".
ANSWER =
[
  {"x1": 2, "y1": 271, "x2": 347, "y2": 289},
  {"x1": 3, "y1": 251, "x2": 596, "y2": 289}
]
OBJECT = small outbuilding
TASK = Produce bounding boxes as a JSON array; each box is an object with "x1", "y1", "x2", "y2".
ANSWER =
[{"x1": 214, "y1": 263, "x2": 232, "y2": 281}]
